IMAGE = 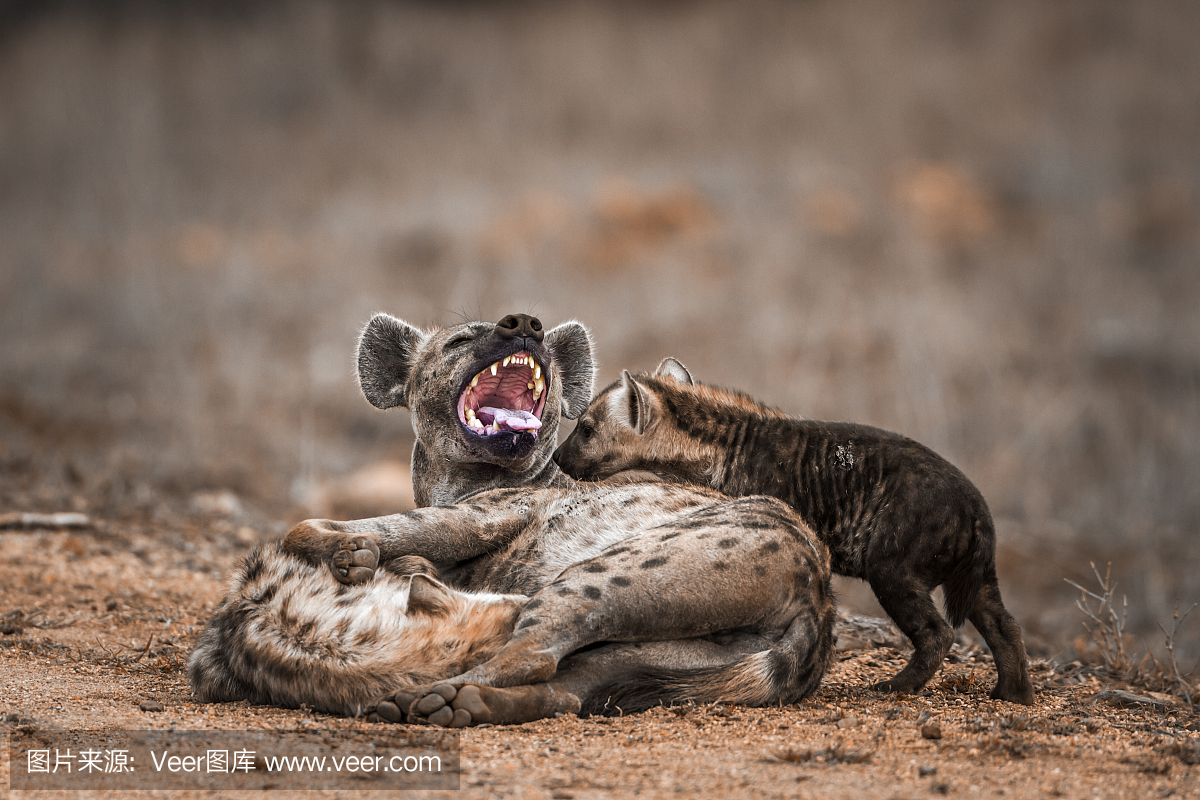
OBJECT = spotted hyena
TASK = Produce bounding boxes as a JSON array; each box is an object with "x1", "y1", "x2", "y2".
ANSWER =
[
  {"x1": 554, "y1": 358, "x2": 1034, "y2": 705},
  {"x1": 189, "y1": 315, "x2": 836, "y2": 725}
]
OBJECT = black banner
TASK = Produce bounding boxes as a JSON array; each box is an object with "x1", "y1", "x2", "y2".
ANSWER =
[{"x1": 8, "y1": 728, "x2": 459, "y2": 791}]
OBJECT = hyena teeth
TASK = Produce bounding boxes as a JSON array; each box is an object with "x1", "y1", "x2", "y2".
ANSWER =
[
  {"x1": 533, "y1": 363, "x2": 541, "y2": 380},
  {"x1": 533, "y1": 377, "x2": 544, "y2": 399},
  {"x1": 490, "y1": 362, "x2": 498, "y2": 376},
  {"x1": 471, "y1": 374, "x2": 479, "y2": 387},
  {"x1": 470, "y1": 418, "x2": 484, "y2": 430},
  {"x1": 466, "y1": 407, "x2": 477, "y2": 420},
  {"x1": 527, "y1": 382, "x2": 534, "y2": 390},
  {"x1": 503, "y1": 356, "x2": 512, "y2": 367}
]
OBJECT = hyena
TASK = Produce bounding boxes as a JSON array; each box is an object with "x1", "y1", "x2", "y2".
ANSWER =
[
  {"x1": 189, "y1": 550, "x2": 528, "y2": 715},
  {"x1": 554, "y1": 358, "x2": 1035, "y2": 705},
  {"x1": 189, "y1": 314, "x2": 836, "y2": 726}
]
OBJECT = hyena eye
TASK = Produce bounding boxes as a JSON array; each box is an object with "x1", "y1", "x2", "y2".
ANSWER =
[
  {"x1": 446, "y1": 334, "x2": 474, "y2": 349},
  {"x1": 577, "y1": 422, "x2": 594, "y2": 439}
]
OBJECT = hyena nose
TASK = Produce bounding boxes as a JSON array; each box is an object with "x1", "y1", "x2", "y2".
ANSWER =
[{"x1": 496, "y1": 314, "x2": 544, "y2": 343}]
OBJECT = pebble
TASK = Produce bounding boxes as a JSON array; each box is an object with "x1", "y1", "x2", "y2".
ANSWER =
[
  {"x1": 139, "y1": 700, "x2": 164, "y2": 712},
  {"x1": 921, "y1": 724, "x2": 943, "y2": 740}
]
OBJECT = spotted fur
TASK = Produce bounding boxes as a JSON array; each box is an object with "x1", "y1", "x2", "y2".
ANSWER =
[
  {"x1": 555, "y1": 358, "x2": 1034, "y2": 705},
  {"x1": 191, "y1": 316, "x2": 836, "y2": 725},
  {"x1": 189, "y1": 544, "x2": 527, "y2": 717}
]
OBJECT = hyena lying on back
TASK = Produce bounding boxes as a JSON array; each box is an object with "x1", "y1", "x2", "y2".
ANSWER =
[
  {"x1": 555, "y1": 358, "x2": 1034, "y2": 705},
  {"x1": 190, "y1": 314, "x2": 836, "y2": 725}
]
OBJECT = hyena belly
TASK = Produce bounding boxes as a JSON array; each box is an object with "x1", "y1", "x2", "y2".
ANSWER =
[
  {"x1": 555, "y1": 361, "x2": 1035, "y2": 705},
  {"x1": 188, "y1": 542, "x2": 526, "y2": 717}
]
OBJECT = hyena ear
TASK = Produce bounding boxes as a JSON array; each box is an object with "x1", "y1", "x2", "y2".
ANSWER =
[
  {"x1": 620, "y1": 370, "x2": 654, "y2": 435},
  {"x1": 357, "y1": 314, "x2": 428, "y2": 409},
  {"x1": 654, "y1": 357, "x2": 693, "y2": 385},
  {"x1": 407, "y1": 573, "x2": 455, "y2": 617},
  {"x1": 544, "y1": 320, "x2": 596, "y2": 420}
]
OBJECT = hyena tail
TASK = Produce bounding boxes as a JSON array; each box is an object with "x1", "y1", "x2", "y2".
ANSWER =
[
  {"x1": 942, "y1": 512, "x2": 995, "y2": 629},
  {"x1": 581, "y1": 608, "x2": 836, "y2": 715}
]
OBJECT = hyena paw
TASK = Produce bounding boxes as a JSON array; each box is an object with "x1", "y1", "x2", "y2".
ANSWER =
[
  {"x1": 367, "y1": 690, "x2": 419, "y2": 724},
  {"x1": 330, "y1": 536, "x2": 379, "y2": 585},
  {"x1": 990, "y1": 682, "x2": 1036, "y2": 706},
  {"x1": 401, "y1": 684, "x2": 487, "y2": 728},
  {"x1": 871, "y1": 675, "x2": 925, "y2": 695}
]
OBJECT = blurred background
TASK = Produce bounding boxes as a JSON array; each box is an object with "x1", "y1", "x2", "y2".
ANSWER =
[{"x1": 1, "y1": 1, "x2": 1197, "y2": 664}]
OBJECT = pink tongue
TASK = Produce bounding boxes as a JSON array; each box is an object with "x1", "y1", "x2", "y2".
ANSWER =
[{"x1": 478, "y1": 407, "x2": 542, "y2": 432}]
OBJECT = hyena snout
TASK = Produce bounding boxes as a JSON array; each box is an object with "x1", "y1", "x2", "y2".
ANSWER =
[{"x1": 496, "y1": 314, "x2": 544, "y2": 342}]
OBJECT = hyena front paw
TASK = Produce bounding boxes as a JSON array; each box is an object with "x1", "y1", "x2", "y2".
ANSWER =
[{"x1": 330, "y1": 536, "x2": 379, "y2": 585}]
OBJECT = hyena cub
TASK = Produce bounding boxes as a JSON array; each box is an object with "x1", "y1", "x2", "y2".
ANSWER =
[
  {"x1": 189, "y1": 545, "x2": 527, "y2": 717},
  {"x1": 555, "y1": 358, "x2": 1034, "y2": 705}
]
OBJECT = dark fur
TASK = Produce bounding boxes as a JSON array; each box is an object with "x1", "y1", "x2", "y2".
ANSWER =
[
  {"x1": 555, "y1": 359, "x2": 1034, "y2": 704},
  {"x1": 191, "y1": 316, "x2": 837, "y2": 725}
]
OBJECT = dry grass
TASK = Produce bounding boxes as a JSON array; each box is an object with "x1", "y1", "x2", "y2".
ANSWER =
[{"x1": 1067, "y1": 562, "x2": 1198, "y2": 707}]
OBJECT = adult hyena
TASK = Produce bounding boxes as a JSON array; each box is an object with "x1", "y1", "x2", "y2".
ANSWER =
[
  {"x1": 554, "y1": 358, "x2": 1034, "y2": 705},
  {"x1": 189, "y1": 315, "x2": 836, "y2": 725}
]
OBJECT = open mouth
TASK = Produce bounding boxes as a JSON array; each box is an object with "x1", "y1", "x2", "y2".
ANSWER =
[{"x1": 457, "y1": 350, "x2": 547, "y2": 438}]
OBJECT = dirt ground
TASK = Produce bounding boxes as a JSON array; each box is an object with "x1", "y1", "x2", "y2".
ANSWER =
[
  {"x1": 2, "y1": 517, "x2": 1197, "y2": 799},
  {"x1": 2, "y1": 2, "x2": 1199, "y2": 797}
]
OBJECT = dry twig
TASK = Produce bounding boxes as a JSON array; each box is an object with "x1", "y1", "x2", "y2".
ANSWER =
[{"x1": 1066, "y1": 562, "x2": 1198, "y2": 707}]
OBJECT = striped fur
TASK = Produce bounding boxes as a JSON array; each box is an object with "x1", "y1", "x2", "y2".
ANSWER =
[
  {"x1": 188, "y1": 542, "x2": 527, "y2": 717},
  {"x1": 192, "y1": 316, "x2": 837, "y2": 725},
  {"x1": 555, "y1": 358, "x2": 1035, "y2": 705}
]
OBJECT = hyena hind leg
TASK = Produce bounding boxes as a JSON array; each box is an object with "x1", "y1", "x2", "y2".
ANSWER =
[
  {"x1": 967, "y1": 579, "x2": 1035, "y2": 705},
  {"x1": 384, "y1": 637, "x2": 767, "y2": 727},
  {"x1": 868, "y1": 575, "x2": 955, "y2": 695}
]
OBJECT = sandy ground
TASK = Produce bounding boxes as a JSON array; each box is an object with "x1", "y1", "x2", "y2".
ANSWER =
[
  {"x1": 2, "y1": 518, "x2": 1197, "y2": 800},
  {"x1": 2, "y1": 4, "x2": 1198, "y2": 796}
]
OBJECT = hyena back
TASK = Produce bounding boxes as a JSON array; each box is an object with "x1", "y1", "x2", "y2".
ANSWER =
[{"x1": 555, "y1": 358, "x2": 1034, "y2": 705}]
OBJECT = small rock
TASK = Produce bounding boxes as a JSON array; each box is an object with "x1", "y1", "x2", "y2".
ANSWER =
[
  {"x1": 551, "y1": 792, "x2": 574, "y2": 800},
  {"x1": 1092, "y1": 689, "x2": 1165, "y2": 710},
  {"x1": 139, "y1": 700, "x2": 164, "y2": 712},
  {"x1": 919, "y1": 765, "x2": 937, "y2": 777},
  {"x1": 933, "y1": 782, "x2": 950, "y2": 794},
  {"x1": 837, "y1": 716, "x2": 860, "y2": 729},
  {"x1": 5, "y1": 713, "x2": 20, "y2": 723},
  {"x1": 920, "y1": 724, "x2": 943, "y2": 740}
]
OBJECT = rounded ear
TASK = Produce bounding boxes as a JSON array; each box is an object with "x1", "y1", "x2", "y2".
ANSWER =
[
  {"x1": 357, "y1": 314, "x2": 428, "y2": 409},
  {"x1": 406, "y1": 573, "x2": 455, "y2": 616},
  {"x1": 544, "y1": 320, "x2": 596, "y2": 419},
  {"x1": 621, "y1": 370, "x2": 654, "y2": 435},
  {"x1": 655, "y1": 357, "x2": 693, "y2": 385}
]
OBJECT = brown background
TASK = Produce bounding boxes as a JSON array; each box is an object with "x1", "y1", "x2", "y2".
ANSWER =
[{"x1": 1, "y1": 0, "x2": 1197, "y2": 664}]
